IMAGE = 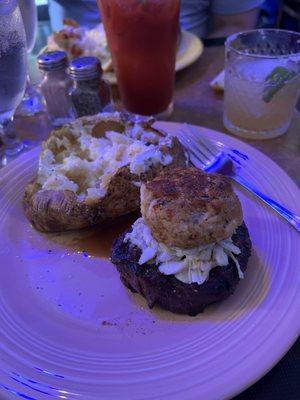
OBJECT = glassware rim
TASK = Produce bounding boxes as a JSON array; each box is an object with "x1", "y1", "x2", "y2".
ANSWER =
[{"x1": 225, "y1": 28, "x2": 300, "y2": 59}]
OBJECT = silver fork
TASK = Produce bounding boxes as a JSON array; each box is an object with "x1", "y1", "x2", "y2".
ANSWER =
[{"x1": 178, "y1": 124, "x2": 300, "y2": 233}]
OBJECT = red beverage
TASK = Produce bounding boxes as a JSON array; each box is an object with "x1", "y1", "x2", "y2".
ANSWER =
[{"x1": 97, "y1": 0, "x2": 180, "y2": 116}]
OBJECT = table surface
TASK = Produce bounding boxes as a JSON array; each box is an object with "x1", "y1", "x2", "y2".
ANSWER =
[{"x1": 13, "y1": 45, "x2": 300, "y2": 400}]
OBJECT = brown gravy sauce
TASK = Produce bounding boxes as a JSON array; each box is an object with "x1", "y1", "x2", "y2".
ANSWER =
[{"x1": 47, "y1": 214, "x2": 138, "y2": 259}]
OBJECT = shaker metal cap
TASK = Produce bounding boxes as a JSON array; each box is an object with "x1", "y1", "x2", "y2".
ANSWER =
[
  {"x1": 38, "y1": 51, "x2": 68, "y2": 71},
  {"x1": 68, "y1": 57, "x2": 103, "y2": 80}
]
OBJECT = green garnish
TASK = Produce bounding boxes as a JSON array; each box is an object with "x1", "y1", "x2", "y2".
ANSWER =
[{"x1": 263, "y1": 66, "x2": 297, "y2": 103}]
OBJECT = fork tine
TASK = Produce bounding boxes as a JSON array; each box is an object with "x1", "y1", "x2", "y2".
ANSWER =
[
  {"x1": 178, "y1": 131, "x2": 214, "y2": 171},
  {"x1": 177, "y1": 134, "x2": 207, "y2": 169},
  {"x1": 181, "y1": 130, "x2": 212, "y2": 167},
  {"x1": 186, "y1": 124, "x2": 249, "y2": 168},
  {"x1": 184, "y1": 124, "x2": 219, "y2": 159},
  {"x1": 182, "y1": 127, "x2": 214, "y2": 163},
  {"x1": 179, "y1": 134, "x2": 207, "y2": 164},
  {"x1": 199, "y1": 136, "x2": 219, "y2": 158},
  {"x1": 186, "y1": 124, "x2": 219, "y2": 154},
  {"x1": 189, "y1": 154, "x2": 206, "y2": 170},
  {"x1": 177, "y1": 124, "x2": 247, "y2": 173}
]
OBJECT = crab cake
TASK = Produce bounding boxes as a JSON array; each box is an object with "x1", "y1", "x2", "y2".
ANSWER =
[{"x1": 141, "y1": 167, "x2": 243, "y2": 248}]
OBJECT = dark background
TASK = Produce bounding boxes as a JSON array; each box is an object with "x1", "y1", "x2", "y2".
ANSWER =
[{"x1": 234, "y1": 339, "x2": 299, "y2": 400}]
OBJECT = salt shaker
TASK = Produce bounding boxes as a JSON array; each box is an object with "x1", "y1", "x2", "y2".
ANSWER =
[
  {"x1": 68, "y1": 56, "x2": 111, "y2": 118},
  {"x1": 38, "y1": 51, "x2": 74, "y2": 126}
]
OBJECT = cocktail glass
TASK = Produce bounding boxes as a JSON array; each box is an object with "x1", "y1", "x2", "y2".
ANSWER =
[
  {"x1": 224, "y1": 29, "x2": 300, "y2": 139},
  {"x1": 97, "y1": 0, "x2": 180, "y2": 118}
]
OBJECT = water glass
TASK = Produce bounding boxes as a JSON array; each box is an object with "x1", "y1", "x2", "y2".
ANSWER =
[
  {"x1": 16, "y1": 0, "x2": 44, "y2": 117},
  {"x1": 0, "y1": 0, "x2": 27, "y2": 165}
]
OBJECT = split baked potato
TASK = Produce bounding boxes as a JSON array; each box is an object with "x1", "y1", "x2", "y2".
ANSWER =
[{"x1": 23, "y1": 113, "x2": 187, "y2": 232}]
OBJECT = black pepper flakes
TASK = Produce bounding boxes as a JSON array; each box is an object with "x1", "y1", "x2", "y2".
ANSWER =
[{"x1": 68, "y1": 56, "x2": 111, "y2": 118}]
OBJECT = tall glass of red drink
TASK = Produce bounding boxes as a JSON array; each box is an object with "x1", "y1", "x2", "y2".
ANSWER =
[{"x1": 97, "y1": 0, "x2": 180, "y2": 117}]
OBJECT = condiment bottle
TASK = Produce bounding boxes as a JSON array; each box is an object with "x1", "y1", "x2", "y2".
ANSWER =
[
  {"x1": 68, "y1": 56, "x2": 111, "y2": 118},
  {"x1": 38, "y1": 51, "x2": 74, "y2": 126}
]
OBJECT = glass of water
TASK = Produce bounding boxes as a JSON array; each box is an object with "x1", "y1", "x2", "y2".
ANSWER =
[
  {"x1": 0, "y1": 0, "x2": 27, "y2": 165},
  {"x1": 224, "y1": 29, "x2": 300, "y2": 140},
  {"x1": 16, "y1": 0, "x2": 44, "y2": 116}
]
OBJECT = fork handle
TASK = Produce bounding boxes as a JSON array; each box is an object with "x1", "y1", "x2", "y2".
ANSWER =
[{"x1": 230, "y1": 174, "x2": 300, "y2": 232}]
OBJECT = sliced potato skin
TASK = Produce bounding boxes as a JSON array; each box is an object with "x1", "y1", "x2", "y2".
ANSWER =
[
  {"x1": 23, "y1": 118, "x2": 187, "y2": 233},
  {"x1": 23, "y1": 182, "x2": 105, "y2": 232}
]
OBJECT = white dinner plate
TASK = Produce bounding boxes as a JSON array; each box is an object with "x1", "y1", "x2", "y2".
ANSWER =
[{"x1": 0, "y1": 122, "x2": 299, "y2": 400}]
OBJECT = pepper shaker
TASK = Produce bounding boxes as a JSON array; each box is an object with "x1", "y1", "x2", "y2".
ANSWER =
[
  {"x1": 68, "y1": 56, "x2": 112, "y2": 118},
  {"x1": 38, "y1": 51, "x2": 74, "y2": 127}
]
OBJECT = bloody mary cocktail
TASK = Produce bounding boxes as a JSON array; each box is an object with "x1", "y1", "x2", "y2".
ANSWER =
[{"x1": 97, "y1": 0, "x2": 180, "y2": 116}]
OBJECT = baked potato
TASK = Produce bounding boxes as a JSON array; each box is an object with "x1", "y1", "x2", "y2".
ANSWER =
[{"x1": 23, "y1": 113, "x2": 187, "y2": 232}]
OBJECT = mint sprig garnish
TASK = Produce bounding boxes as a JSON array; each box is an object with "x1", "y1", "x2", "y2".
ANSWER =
[{"x1": 263, "y1": 66, "x2": 297, "y2": 103}]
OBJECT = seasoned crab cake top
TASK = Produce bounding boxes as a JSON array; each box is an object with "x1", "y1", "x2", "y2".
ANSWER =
[{"x1": 141, "y1": 167, "x2": 243, "y2": 248}]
